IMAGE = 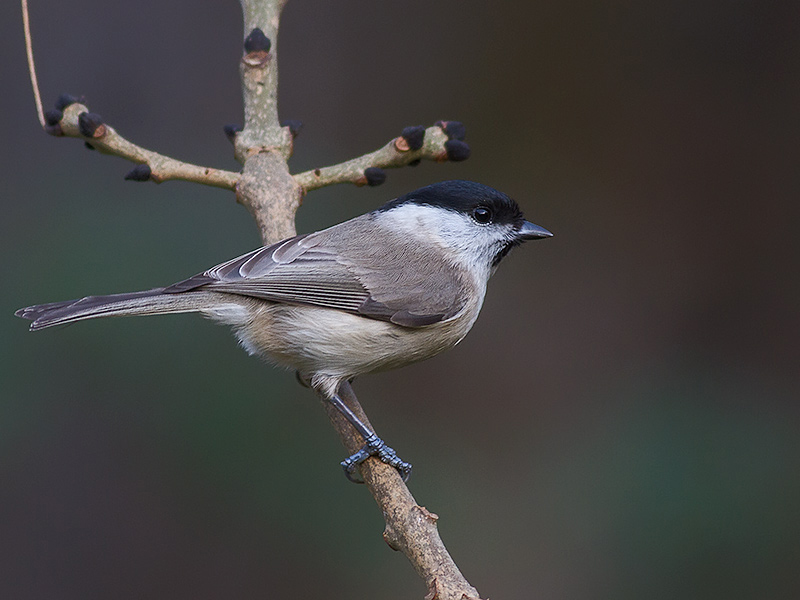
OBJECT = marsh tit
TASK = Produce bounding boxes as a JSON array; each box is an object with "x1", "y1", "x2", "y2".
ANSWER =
[{"x1": 16, "y1": 180, "x2": 552, "y2": 481}]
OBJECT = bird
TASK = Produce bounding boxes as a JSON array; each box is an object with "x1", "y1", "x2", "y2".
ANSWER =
[{"x1": 16, "y1": 180, "x2": 552, "y2": 481}]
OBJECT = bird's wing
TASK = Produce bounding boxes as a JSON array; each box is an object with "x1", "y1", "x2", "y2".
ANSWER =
[{"x1": 163, "y1": 218, "x2": 469, "y2": 327}]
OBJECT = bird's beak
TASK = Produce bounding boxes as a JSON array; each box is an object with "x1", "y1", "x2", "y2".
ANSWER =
[{"x1": 516, "y1": 220, "x2": 553, "y2": 241}]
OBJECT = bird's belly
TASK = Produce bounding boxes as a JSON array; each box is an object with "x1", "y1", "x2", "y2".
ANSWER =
[{"x1": 234, "y1": 302, "x2": 472, "y2": 381}]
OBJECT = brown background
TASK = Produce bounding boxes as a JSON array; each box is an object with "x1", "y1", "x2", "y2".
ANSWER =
[{"x1": 1, "y1": 1, "x2": 798, "y2": 598}]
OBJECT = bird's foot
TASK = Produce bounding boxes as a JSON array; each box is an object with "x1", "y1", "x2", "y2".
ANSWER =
[{"x1": 341, "y1": 432, "x2": 412, "y2": 483}]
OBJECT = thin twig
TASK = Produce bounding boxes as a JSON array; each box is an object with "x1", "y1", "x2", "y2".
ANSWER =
[
  {"x1": 56, "y1": 102, "x2": 240, "y2": 190},
  {"x1": 21, "y1": 0, "x2": 45, "y2": 128},
  {"x1": 294, "y1": 126, "x2": 452, "y2": 193},
  {"x1": 22, "y1": 1, "x2": 238, "y2": 190}
]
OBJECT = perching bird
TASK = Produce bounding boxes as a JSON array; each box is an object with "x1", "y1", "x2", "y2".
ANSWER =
[{"x1": 16, "y1": 180, "x2": 552, "y2": 481}]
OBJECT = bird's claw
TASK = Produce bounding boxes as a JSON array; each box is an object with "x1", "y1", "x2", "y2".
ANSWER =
[{"x1": 340, "y1": 432, "x2": 412, "y2": 483}]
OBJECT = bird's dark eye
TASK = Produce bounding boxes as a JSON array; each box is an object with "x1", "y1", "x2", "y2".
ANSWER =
[{"x1": 472, "y1": 206, "x2": 493, "y2": 224}]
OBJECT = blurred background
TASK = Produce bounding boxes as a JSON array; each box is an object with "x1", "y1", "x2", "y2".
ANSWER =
[{"x1": 1, "y1": 1, "x2": 798, "y2": 598}]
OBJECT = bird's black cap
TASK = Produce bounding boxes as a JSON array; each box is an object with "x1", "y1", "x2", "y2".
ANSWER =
[{"x1": 378, "y1": 180, "x2": 523, "y2": 227}]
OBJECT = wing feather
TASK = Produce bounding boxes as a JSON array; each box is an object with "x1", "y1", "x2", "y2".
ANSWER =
[{"x1": 162, "y1": 216, "x2": 469, "y2": 328}]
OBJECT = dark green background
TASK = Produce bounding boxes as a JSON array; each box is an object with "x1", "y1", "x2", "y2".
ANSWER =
[{"x1": 2, "y1": 1, "x2": 798, "y2": 598}]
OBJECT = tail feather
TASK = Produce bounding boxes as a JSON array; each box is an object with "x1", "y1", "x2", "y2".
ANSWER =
[{"x1": 15, "y1": 288, "x2": 220, "y2": 331}]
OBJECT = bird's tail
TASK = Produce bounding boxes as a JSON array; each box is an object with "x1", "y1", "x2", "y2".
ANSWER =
[{"x1": 15, "y1": 288, "x2": 221, "y2": 331}]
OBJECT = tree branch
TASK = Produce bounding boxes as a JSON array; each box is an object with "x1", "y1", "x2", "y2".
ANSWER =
[
  {"x1": 236, "y1": 1, "x2": 291, "y2": 161},
  {"x1": 44, "y1": 100, "x2": 240, "y2": 190},
  {"x1": 295, "y1": 123, "x2": 470, "y2": 193},
  {"x1": 23, "y1": 0, "x2": 483, "y2": 596},
  {"x1": 326, "y1": 383, "x2": 482, "y2": 600},
  {"x1": 22, "y1": 0, "x2": 239, "y2": 192},
  {"x1": 233, "y1": 1, "x2": 302, "y2": 243}
]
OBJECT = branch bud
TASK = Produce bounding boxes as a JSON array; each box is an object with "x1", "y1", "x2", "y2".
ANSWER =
[
  {"x1": 44, "y1": 124, "x2": 63, "y2": 137},
  {"x1": 363, "y1": 167, "x2": 387, "y2": 187},
  {"x1": 436, "y1": 120, "x2": 466, "y2": 141},
  {"x1": 281, "y1": 119, "x2": 303, "y2": 138},
  {"x1": 444, "y1": 140, "x2": 471, "y2": 162},
  {"x1": 398, "y1": 126, "x2": 425, "y2": 151},
  {"x1": 124, "y1": 164, "x2": 152, "y2": 182},
  {"x1": 78, "y1": 112, "x2": 106, "y2": 138},
  {"x1": 44, "y1": 109, "x2": 63, "y2": 126},
  {"x1": 243, "y1": 28, "x2": 271, "y2": 66},
  {"x1": 55, "y1": 94, "x2": 79, "y2": 111},
  {"x1": 244, "y1": 28, "x2": 272, "y2": 53},
  {"x1": 224, "y1": 124, "x2": 242, "y2": 143}
]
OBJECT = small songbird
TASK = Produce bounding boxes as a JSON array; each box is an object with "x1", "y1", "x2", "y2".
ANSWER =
[{"x1": 16, "y1": 180, "x2": 552, "y2": 481}]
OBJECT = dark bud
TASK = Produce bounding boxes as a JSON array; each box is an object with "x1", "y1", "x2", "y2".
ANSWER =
[
  {"x1": 436, "y1": 120, "x2": 466, "y2": 141},
  {"x1": 44, "y1": 124, "x2": 63, "y2": 137},
  {"x1": 44, "y1": 109, "x2": 63, "y2": 126},
  {"x1": 124, "y1": 164, "x2": 152, "y2": 182},
  {"x1": 281, "y1": 119, "x2": 303, "y2": 138},
  {"x1": 84, "y1": 142, "x2": 96, "y2": 151},
  {"x1": 444, "y1": 139, "x2": 471, "y2": 162},
  {"x1": 364, "y1": 167, "x2": 387, "y2": 186},
  {"x1": 244, "y1": 28, "x2": 271, "y2": 53},
  {"x1": 400, "y1": 125, "x2": 425, "y2": 151},
  {"x1": 408, "y1": 159, "x2": 421, "y2": 167},
  {"x1": 78, "y1": 112, "x2": 104, "y2": 138},
  {"x1": 223, "y1": 123, "x2": 242, "y2": 143},
  {"x1": 55, "y1": 94, "x2": 79, "y2": 111}
]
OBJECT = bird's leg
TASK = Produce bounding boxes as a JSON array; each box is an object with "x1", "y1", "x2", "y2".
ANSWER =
[{"x1": 326, "y1": 392, "x2": 412, "y2": 483}]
